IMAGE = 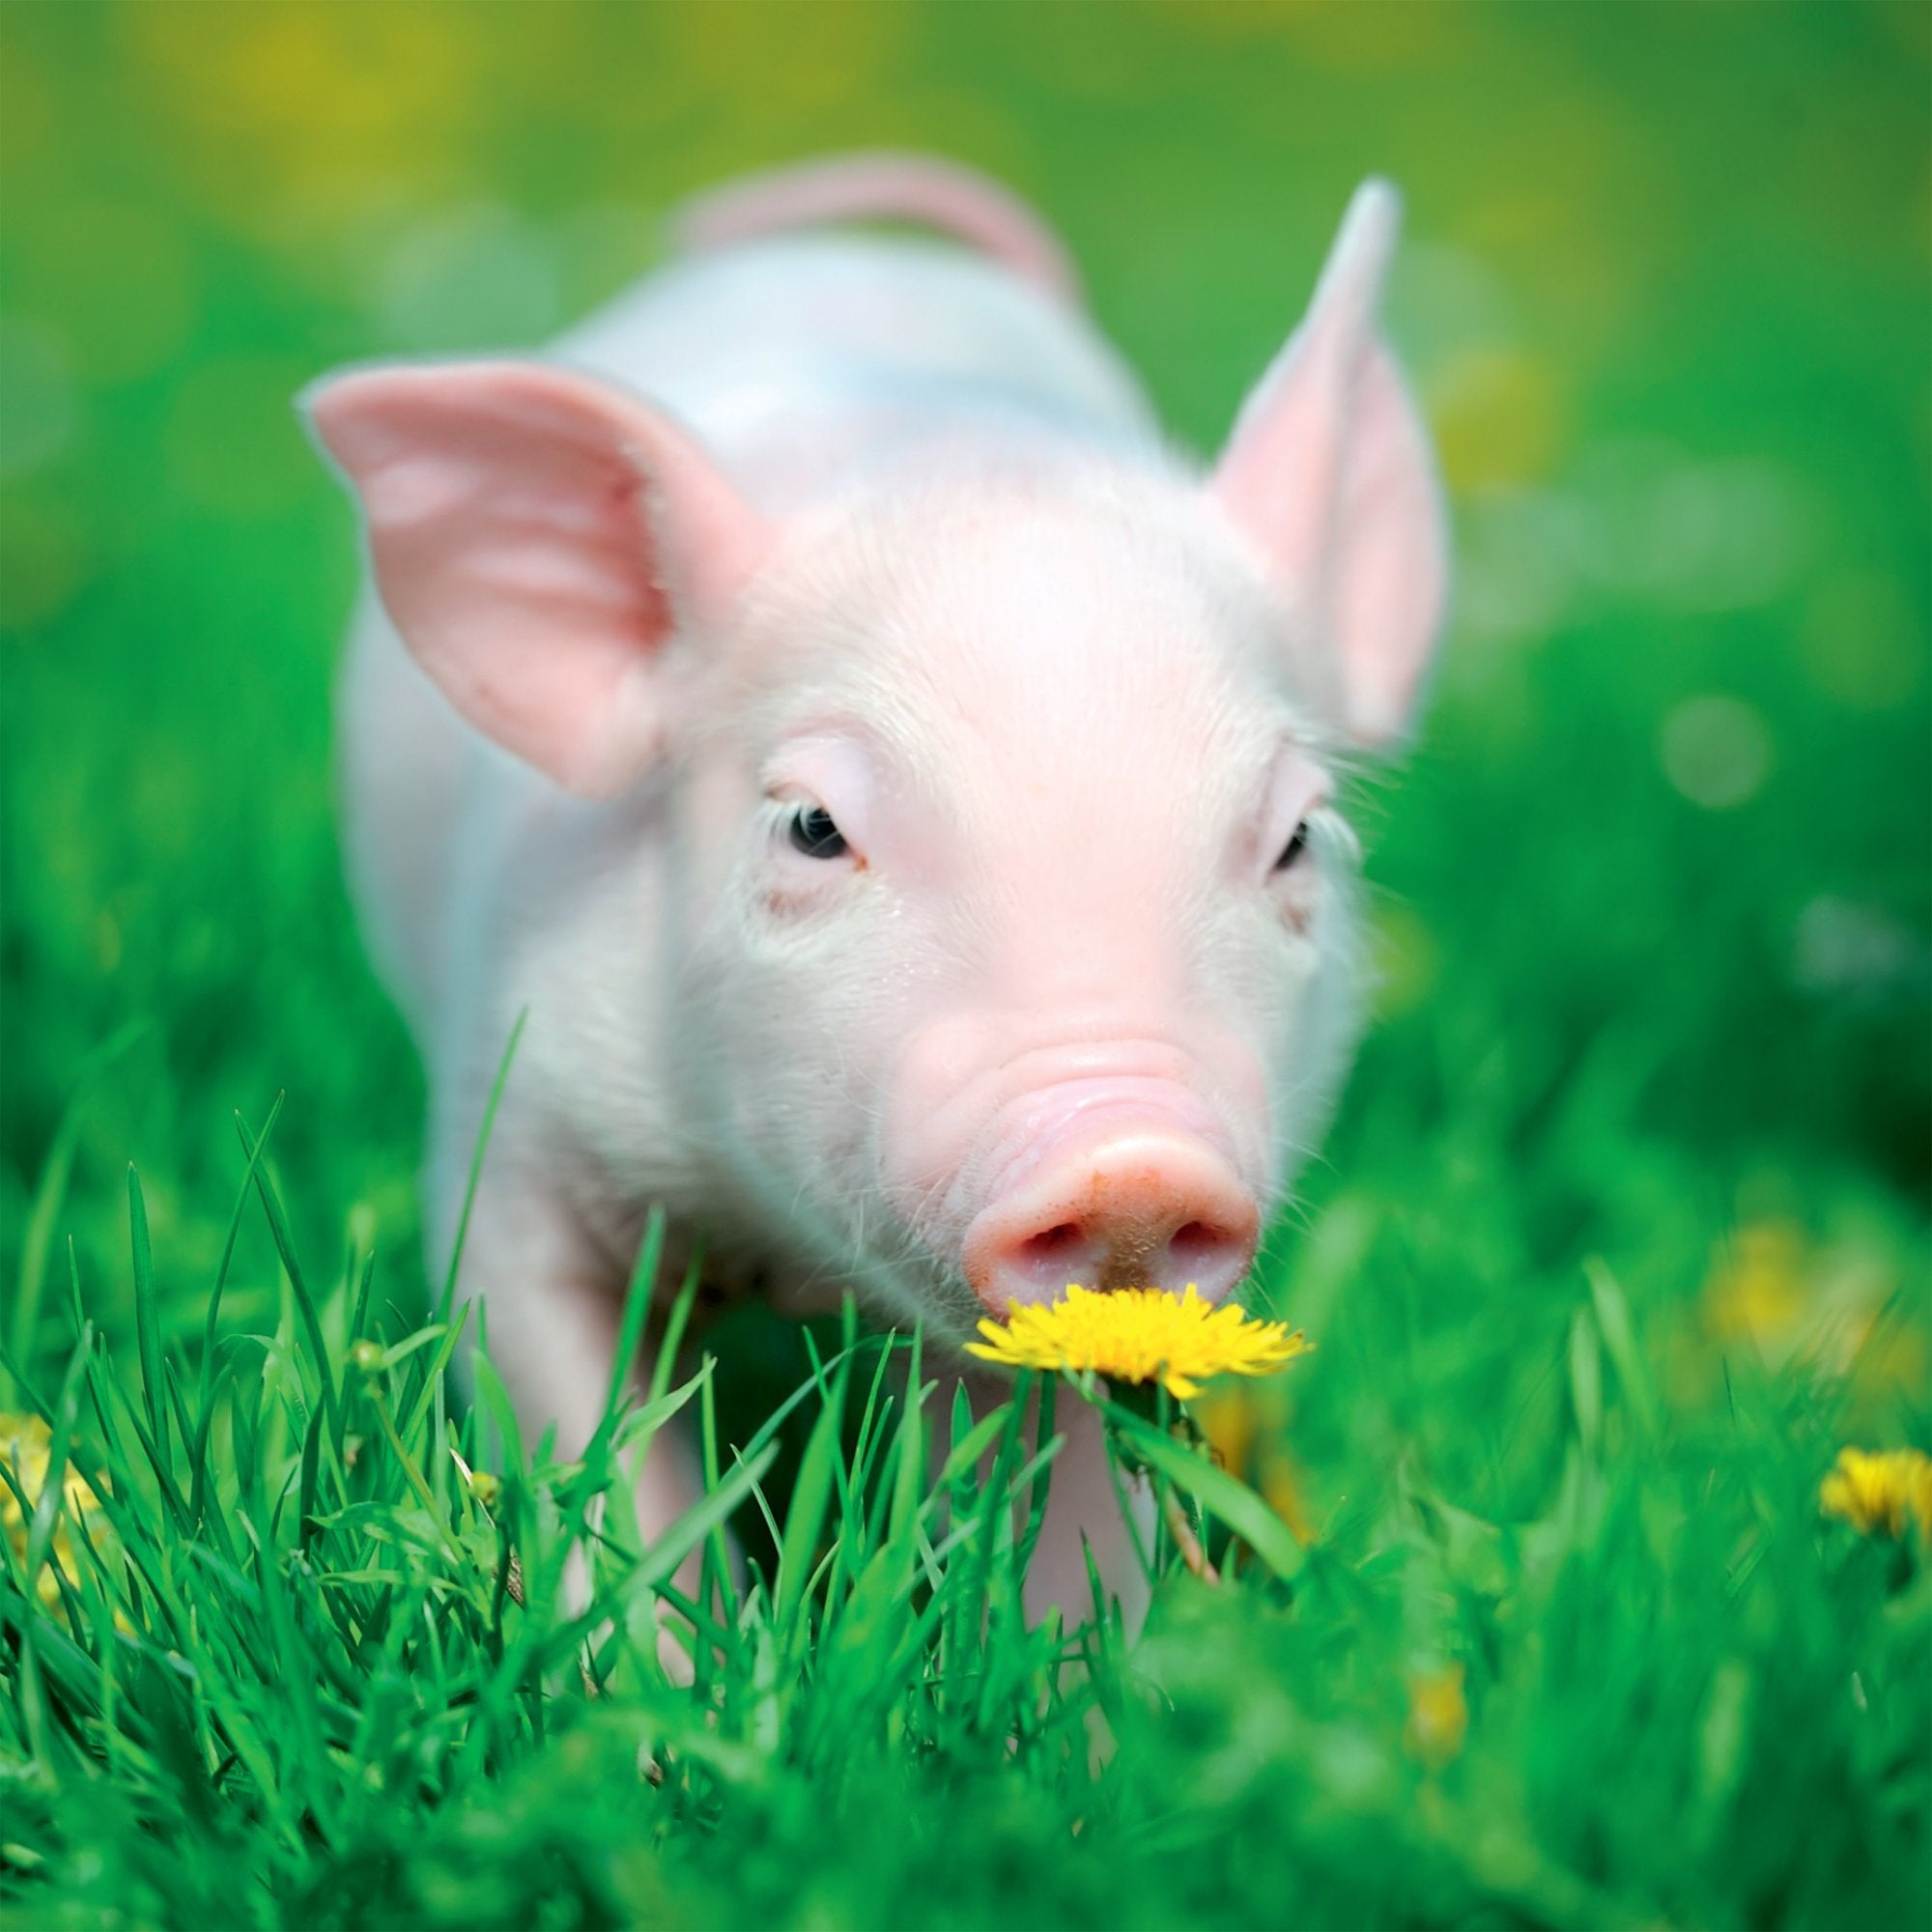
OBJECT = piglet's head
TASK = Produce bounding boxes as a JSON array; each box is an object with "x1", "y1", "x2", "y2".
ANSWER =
[{"x1": 306, "y1": 180, "x2": 1448, "y2": 1340}]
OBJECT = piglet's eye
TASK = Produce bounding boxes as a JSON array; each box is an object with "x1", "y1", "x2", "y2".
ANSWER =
[
  {"x1": 787, "y1": 805, "x2": 849, "y2": 860},
  {"x1": 1272, "y1": 821, "x2": 1310, "y2": 871}
]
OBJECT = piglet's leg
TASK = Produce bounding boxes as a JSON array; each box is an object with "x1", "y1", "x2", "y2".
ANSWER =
[
  {"x1": 450, "y1": 1187, "x2": 706, "y2": 1673},
  {"x1": 952, "y1": 1371, "x2": 1152, "y2": 1638},
  {"x1": 1022, "y1": 1391, "x2": 1153, "y2": 1638}
]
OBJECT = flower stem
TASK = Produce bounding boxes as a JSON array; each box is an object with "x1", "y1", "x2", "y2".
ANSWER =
[{"x1": 1160, "y1": 1487, "x2": 1219, "y2": 1587}]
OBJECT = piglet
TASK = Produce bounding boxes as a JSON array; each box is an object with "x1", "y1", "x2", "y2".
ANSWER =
[{"x1": 304, "y1": 152, "x2": 1449, "y2": 1622}]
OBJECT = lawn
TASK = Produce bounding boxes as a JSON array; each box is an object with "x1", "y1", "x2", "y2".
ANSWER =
[{"x1": 3, "y1": 4, "x2": 1928, "y2": 1927}]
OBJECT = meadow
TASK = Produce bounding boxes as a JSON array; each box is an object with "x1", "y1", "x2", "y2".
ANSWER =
[{"x1": 3, "y1": 4, "x2": 1928, "y2": 1926}]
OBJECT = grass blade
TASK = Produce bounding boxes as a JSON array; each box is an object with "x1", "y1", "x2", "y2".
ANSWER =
[
  {"x1": 437, "y1": 1008, "x2": 526, "y2": 1325},
  {"x1": 126, "y1": 1165, "x2": 170, "y2": 1478},
  {"x1": 233, "y1": 1113, "x2": 341, "y2": 1447},
  {"x1": 1099, "y1": 1397, "x2": 1307, "y2": 1583}
]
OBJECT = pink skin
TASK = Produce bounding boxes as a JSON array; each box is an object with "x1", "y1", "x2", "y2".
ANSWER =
[{"x1": 305, "y1": 156, "x2": 1450, "y2": 1633}]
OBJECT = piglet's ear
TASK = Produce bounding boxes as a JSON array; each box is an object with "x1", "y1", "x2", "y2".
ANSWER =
[
  {"x1": 303, "y1": 361, "x2": 770, "y2": 797},
  {"x1": 1211, "y1": 181, "x2": 1449, "y2": 746}
]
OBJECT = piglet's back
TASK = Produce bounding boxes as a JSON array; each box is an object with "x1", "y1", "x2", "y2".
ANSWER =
[{"x1": 553, "y1": 231, "x2": 1160, "y2": 515}]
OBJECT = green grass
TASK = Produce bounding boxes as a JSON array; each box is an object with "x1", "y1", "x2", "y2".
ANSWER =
[
  {"x1": 3, "y1": 2, "x2": 1929, "y2": 1926},
  {"x1": 2, "y1": 1126, "x2": 1927, "y2": 1929}
]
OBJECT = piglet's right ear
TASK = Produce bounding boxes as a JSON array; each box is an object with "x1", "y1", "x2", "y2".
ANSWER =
[
  {"x1": 303, "y1": 361, "x2": 770, "y2": 797},
  {"x1": 1211, "y1": 182, "x2": 1448, "y2": 748}
]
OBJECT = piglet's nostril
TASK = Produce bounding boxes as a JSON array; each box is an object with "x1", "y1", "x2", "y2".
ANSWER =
[
  {"x1": 1020, "y1": 1222, "x2": 1083, "y2": 1262},
  {"x1": 1168, "y1": 1221, "x2": 1226, "y2": 1269}
]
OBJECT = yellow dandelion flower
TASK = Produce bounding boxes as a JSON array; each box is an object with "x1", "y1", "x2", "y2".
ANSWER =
[
  {"x1": 965, "y1": 1285, "x2": 1309, "y2": 1401},
  {"x1": 1819, "y1": 1446, "x2": 1932, "y2": 1541},
  {"x1": 1404, "y1": 1663, "x2": 1469, "y2": 1769},
  {"x1": 1703, "y1": 1220, "x2": 1808, "y2": 1350},
  {"x1": 1, "y1": 1411, "x2": 112, "y2": 1611}
]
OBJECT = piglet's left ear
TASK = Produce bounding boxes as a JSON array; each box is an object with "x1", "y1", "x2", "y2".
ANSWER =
[
  {"x1": 1211, "y1": 180, "x2": 1449, "y2": 747},
  {"x1": 303, "y1": 360, "x2": 769, "y2": 797}
]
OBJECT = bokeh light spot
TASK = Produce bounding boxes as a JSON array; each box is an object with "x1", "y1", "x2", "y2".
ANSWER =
[
  {"x1": 371, "y1": 205, "x2": 562, "y2": 352},
  {"x1": 0, "y1": 317, "x2": 78, "y2": 479},
  {"x1": 1369, "y1": 903, "x2": 1441, "y2": 1020},
  {"x1": 1454, "y1": 487, "x2": 1596, "y2": 645},
  {"x1": 1395, "y1": 242, "x2": 1519, "y2": 371},
  {"x1": 127, "y1": 0, "x2": 483, "y2": 238},
  {"x1": 1430, "y1": 349, "x2": 1565, "y2": 495},
  {"x1": 1624, "y1": 459, "x2": 1813, "y2": 612},
  {"x1": 1658, "y1": 694, "x2": 1773, "y2": 810},
  {"x1": 1793, "y1": 896, "x2": 1926, "y2": 999}
]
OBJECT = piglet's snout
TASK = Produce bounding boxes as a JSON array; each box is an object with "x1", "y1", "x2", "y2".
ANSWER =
[{"x1": 961, "y1": 1115, "x2": 1260, "y2": 1314}]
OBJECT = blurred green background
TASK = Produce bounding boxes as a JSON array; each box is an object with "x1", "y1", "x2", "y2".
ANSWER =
[{"x1": 2, "y1": 0, "x2": 1927, "y2": 1491}]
